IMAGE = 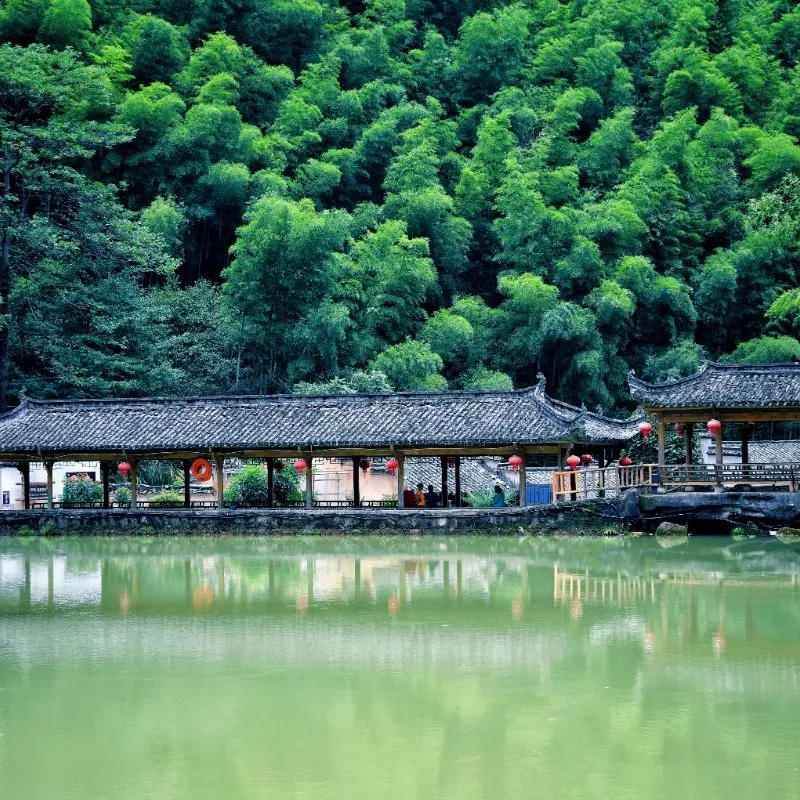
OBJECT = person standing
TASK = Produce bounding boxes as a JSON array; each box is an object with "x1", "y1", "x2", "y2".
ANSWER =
[
  {"x1": 414, "y1": 483, "x2": 426, "y2": 507},
  {"x1": 491, "y1": 485, "x2": 506, "y2": 508},
  {"x1": 425, "y1": 484, "x2": 439, "y2": 508}
]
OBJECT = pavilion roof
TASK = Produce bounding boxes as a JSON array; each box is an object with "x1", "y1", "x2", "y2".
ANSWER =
[
  {"x1": 628, "y1": 361, "x2": 800, "y2": 409},
  {"x1": 0, "y1": 388, "x2": 566, "y2": 455},
  {"x1": 0, "y1": 379, "x2": 643, "y2": 456}
]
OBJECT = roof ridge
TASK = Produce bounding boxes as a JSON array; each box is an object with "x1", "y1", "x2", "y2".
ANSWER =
[{"x1": 20, "y1": 385, "x2": 541, "y2": 407}]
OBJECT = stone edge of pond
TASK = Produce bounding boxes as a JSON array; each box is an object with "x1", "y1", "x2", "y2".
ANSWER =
[{"x1": 0, "y1": 503, "x2": 629, "y2": 537}]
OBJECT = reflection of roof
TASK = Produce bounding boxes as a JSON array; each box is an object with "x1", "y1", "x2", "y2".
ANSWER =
[
  {"x1": 0, "y1": 379, "x2": 640, "y2": 455},
  {"x1": 629, "y1": 361, "x2": 800, "y2": 409}
]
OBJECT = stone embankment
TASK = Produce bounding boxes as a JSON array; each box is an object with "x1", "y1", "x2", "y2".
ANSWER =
[{"x1": 0, "y1": 503, "x2": 622, "y2": 536}]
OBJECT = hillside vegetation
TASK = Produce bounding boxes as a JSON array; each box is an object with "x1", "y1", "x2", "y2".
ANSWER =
[{"x1": 2, "y1": 0, "x2": 800, "y2": 410}]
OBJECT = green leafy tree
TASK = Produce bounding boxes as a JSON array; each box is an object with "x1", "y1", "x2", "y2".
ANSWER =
[
  {"x1": 37, "y1": 0, "x2": 91, "y2": 51},
  {"x1": 370, "y1": 339, "x2": 447, "y2": 391}
]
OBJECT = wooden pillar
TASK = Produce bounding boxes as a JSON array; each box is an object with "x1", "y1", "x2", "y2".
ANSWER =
[
  {"x1": 352, "y1": 457, "x2": 361, "y2": 508},
  {"x1": 214, "y1": 455, "x2": 225, "y2": 511},
  {"x1": 518, "y1": 453, "x2": 527, "y2": 507},
  {"x1": 440, "y1": 456, "x2": 448, "y2": 508},
  {"x1": 657, "y1": 419, "x2": 666, "y2": 467},
  {"x1": 741, "y1": 424, "x2": 750, "y2": 465},
  {"x1": 397, "y1": 453, "x2": 405, "y2": 509},
  {"x1": 182, "y1": 459, "x2": 191, "y2": 508},
  {"x1": 304, "y1": 453, "x2": 313, "y2": 508},
  {"x1": 684, "y1": 423, "x2": 693, "y2": 466},
  {"x1": 19, "y1": 462, "x2": 30, "y2": 510},
  {"x1": 101, "y1": 461, "x2": 110, "y2": 509},
  {"x1": 267, "y1": 458, "x2": 275, "y2": 508},
  {"x1": 45, "y1": 460, "x2": 54, "y2": 509},
  {"x1": 715, "y1": 426, "x2": 724, "y2": 466},
  {"x1": 129, "y1": 459, "x2": 138, "y2": 510},
  {"x1": 454, "y1": 456, "x2": 461, "y2": 508}
]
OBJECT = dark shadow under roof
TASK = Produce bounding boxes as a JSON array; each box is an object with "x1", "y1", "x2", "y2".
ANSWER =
[{"x1": 629, "y1": 361, "x2": 800, "y2": 409}]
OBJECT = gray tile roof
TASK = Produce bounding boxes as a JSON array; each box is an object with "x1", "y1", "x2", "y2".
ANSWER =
[
  {"x1": 537, "y1": 386, "x2": 646, "y2": 444},
  {"x1": 0, "y1": 388, "x2": 571, "y2": 455},
  {"x1": 629, "y1": 361, "x2": 800, "y2": 409},
  {"x1": 700, "y1": 436, "x2": 800, "y2": 464},
  {"x1": 0, "y1": 379, "x2": 643, "y2": 456}
]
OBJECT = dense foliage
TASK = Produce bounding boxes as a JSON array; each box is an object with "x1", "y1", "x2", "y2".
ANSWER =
[{"x1": 3, "y1": 0, "x2": 800, "y2": 411}]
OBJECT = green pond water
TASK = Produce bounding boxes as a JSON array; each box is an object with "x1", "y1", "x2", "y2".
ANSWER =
[{"x1": 1, "y1": 535, "x2": 800, "y2": 800}]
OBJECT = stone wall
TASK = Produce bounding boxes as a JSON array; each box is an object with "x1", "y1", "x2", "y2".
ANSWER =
[{"x1": 0, "y1": 504, "x2": 616, "y2": 535}]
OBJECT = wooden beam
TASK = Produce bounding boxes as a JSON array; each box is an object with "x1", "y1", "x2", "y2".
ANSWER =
[
  {"x1": 518, "y1": 453, "x2": 527, "y2": 507},
  {"x1": 645, "y1": 407, "x2": 800, "y2": 423},
  {"x1": 454, "y1": 456, "x2": 461, "y2": 508},
  {"x1": 684, "y1": 423, "x2": 693, "y2": 466},
  {"x1": 45, "y1": 460, "x2": 54, "y2": 509},
  {"x1": 214, "y1": 455, "x2": 225, "y2": 512},
  {"x1": 396, "y1": 454, "x2": 405, "y2": 509},
  {"x1": 101, "y1": 461, "x2": 110, "y2": 509},
  {"x1": 183, "y1": 459, "x2": 191, "y2": 509},
  {"x1": 19, "y1": 462, "x2": 30, "y2": 510},
  {"x1": 440, "y1": 456, "x2": 448, "y2": 508},
  {"x1": 304, "y1": 453, "x2": 313, "y2": 509},
  {"x1": 741, "y1": 424, "x2": 750, "y2": 465},
  {"x1": 657, "y1": 419, "x2": 666, "y2": 467},
  {"x1": 352, "y1": 457, "x2": 361, "y2": 508},
  {"x1": 130, "y1": 459, "x2": 138, "y2": 510},
  {"x1": 267, "y1": 458, "x2": 275, "y2": 508},
  {"x1": 715, "y1": 427, "x2": 724, "y2": 467}
]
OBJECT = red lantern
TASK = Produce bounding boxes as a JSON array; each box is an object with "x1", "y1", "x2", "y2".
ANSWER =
[
  {"x1": 581, "y1": 454, "x2": 593, "y2": 466},
  {"x1": 508, "y1": 455, "x2": 523, "y2": 471},
  {"x1": 447, "y1": 457, "x2": 456, "y2": 468},
  {"x1": 274, "y1": 460, "x2": 284, "y2": 473},
  {"x1": 117, "y1": 461, "x2": 131, "y2": 477},
  {"x1": 675, "y1": 423, "x2": 685, "y2": 437},
  {"x1": 566, "y1": 455, "x2": 581, "y2": 470},
  {"x1": 707, "y1": 419, "x2": 722, "y2": 436},
  {"x1": 639, "y1": 421, "x2": 653, "y2": 439},
  {"x1": 386, "y1": 458, "x2": 399, "y2": 475},
  {"x1": 619, "y1": 456, "x2": 633, "y2": 467},
  {"x1": 294, "y1": 459, "x2": 308, "y2": 474},
  {"x1": 360, "y1": 459, "x2": 371, "y2": 475}
]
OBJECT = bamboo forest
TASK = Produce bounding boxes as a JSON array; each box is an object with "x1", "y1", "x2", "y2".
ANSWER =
[{"x1": 3, "y1": 0, "x2": 800, "y2": 411}]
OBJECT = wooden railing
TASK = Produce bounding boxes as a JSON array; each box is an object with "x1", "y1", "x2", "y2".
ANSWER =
[
  {"x1": 659, "y1": 463, "x2": 800, "y2": 489},
  {"x1": 551, "y1": 465, "x2": 656, "y2": 503}
]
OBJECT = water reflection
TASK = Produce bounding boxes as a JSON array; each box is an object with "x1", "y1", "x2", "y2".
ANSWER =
[{"x1": 1, "y1": 536, "x2": 799, "y2": 800}]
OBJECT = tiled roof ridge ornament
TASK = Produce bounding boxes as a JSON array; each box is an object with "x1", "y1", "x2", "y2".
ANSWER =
[
  {"x1": 18, "y1": 386, "x2": 27, "y2": 402},
  {"x1": 535, "y1": 372, "x2": 547, "y2": 395}
]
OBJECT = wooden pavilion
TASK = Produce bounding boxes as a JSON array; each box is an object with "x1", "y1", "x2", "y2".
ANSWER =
[
  {"x1": 0, "y1": 379, "x2": 642, "y2": 511},
  {"x1": 628, "y1": 361, "x2": 800, "y2": 488}
]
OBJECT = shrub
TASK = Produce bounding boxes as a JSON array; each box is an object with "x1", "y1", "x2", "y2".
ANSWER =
[
  {"x1": 224, "y1": 463, "x2": 301, "y2": 506},
  {"x1": 465, "y1": 487, "x2": 517, "y2": 507},
  {"x1": 149, "y1": 490, "x2": 183, "y2": 505},
  {"x1": 62, "y1": 474, "x2": 102, "y2": 503},
  {"x1": 114, "y1": 486, "x2": 132, "y2": 505}
]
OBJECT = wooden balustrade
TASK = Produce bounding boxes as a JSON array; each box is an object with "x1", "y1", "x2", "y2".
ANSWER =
[{"x1": 551, "y1": 464, "x2": 656, "y2": 503}]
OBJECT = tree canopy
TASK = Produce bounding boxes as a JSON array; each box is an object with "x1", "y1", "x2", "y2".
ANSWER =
[{"x1": 3, "y1": 0, "x2": 800, "y2": 410}]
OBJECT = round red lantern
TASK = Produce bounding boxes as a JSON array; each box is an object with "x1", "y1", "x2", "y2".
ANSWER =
[
  {"x1": 386, "y1": 458, "x2": 399, "y2": 475},
  {"x1": 508, "y1": 455, "x2": 523, "y2": 471},
  {"x1": 581, "y1": 453, "x2": 593, "y2": 466},
  {"x1": 639, "y1": 421, "x2": 653, "y2": 439},
  {"x1": 117, "y1": 461, "x2": 131, "y2": 477},
  {"x1": 274, "y1": 460, "x2": 284, "y2": 473},
  {"x1": 707, "y1": 419, "x2": 722, "y2": 436},
  {"x1": 619, "y1": 456, "x2": 633, "y2": 467},
  {"x1": 359, "y1": 459, "x2": 371, "y2": 474},
  {"x1": 675, "y1": 423, "x2": 685, "y2": 437},
  {"x1": 566, "y1": 455, "x2": 581, "y2": 470},
  {"x1": 294, "y1": 459, "x2": 308, "y2": 474}
]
